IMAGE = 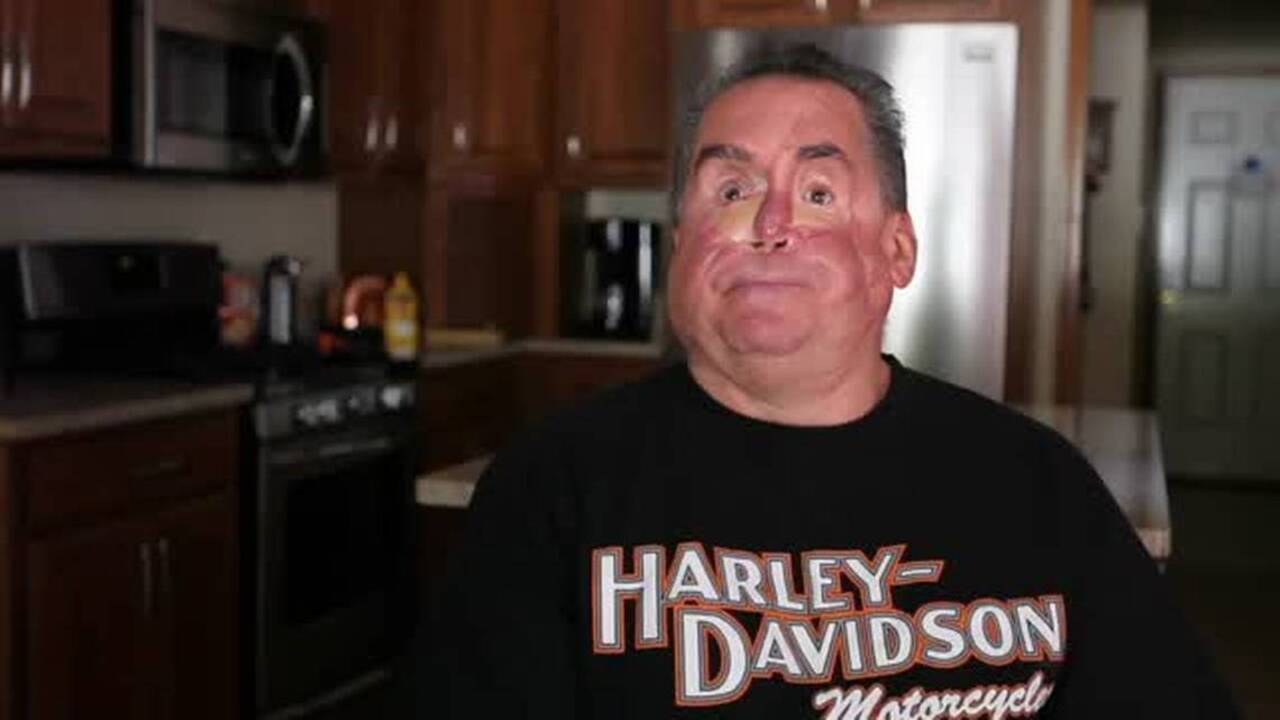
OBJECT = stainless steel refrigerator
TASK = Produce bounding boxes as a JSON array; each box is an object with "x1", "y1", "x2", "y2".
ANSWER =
[{"x1": 675, "y1": 24, "x2": 1019, "y2": 400}]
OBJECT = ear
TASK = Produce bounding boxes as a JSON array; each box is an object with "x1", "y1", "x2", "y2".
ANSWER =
[{"x1": 884, "y1": 211, "x2": 917, "y2": 288}]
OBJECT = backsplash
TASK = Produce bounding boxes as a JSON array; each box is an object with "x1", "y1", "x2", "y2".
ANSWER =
[{"x1": 0, "y1": 173, "x2": 337, "y2": 280}]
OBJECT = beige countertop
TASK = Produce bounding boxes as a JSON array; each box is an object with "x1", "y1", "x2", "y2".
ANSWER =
[
  {"x1": 417, "y1": 405, "x2": 1172, "y2": 563},
  {"x1": 0, "y1": 376, "x2": 255, "y2": 442},
  {"x1": 421, "y1": 337, "x2": 668, "y2": 370}
]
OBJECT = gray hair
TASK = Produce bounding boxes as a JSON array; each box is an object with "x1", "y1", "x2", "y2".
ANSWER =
[{"x1": 671, "y1": 43, "x2": 907, "y2": 224}]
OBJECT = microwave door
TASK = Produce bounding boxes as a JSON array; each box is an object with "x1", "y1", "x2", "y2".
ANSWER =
[{"x1": 150, "y1": 29, "x2": 274, "y2": 171}]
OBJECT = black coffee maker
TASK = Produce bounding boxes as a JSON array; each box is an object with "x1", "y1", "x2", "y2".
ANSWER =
[{"x1": 561, "y1": 218, "x2": 660, "y2": 340}]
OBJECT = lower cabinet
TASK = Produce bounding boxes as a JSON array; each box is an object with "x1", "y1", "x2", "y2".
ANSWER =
[
  {"x1": 27, "y1": 515, "x2": 158, "y2": 720},
  {"x1": 4, "y1": 410, "x2": 240, "y2": 720}
]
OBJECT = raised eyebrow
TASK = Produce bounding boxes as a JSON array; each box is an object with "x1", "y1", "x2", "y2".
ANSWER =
[
  {"x1": 692, "y1": 143, "x2": 753, "y2": 174},
  {"x1": 797, "y1": 142, "x2": 848, "y2": 163}
]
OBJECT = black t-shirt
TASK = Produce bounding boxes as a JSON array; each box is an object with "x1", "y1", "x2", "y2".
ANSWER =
[{"x1": 424, "y1": 358, "x2": 1238, "y2": 718}]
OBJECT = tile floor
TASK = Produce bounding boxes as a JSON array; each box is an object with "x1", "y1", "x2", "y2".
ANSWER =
[{"x1": 1166, "y1": 482, "x2": 1280, "y2": 719}]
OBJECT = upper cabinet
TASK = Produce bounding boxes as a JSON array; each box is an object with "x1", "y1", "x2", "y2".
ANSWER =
[
  {"x1": 855, "y1": 0, "x2": 1005, "y2": 22},
  {"x1": 0, "y1": 0, "x2": 112, "y2": 157},
  {"x1": 555, "y1": 0, "x2": 670, "y2": 187},
  {"x1": 672, "y1": 0, "x2": 1005, "y2": 28},
  {"x1": 673, "y1": 0, "x2": 856, "y2": 28},
  {"x1": 429, "y1": 0, "x2": 554, "y2": 179},
  {"x1": 322, "y1": 0, "x2": 424, "y2": 174}
]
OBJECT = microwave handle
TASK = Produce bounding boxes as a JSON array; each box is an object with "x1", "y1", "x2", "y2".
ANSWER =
[{"x1": 267, "y1": 33, "x2": 315, "y2": 167}]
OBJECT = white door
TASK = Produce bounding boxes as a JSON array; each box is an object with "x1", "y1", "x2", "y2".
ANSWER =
[{"x1": 1156, "y1": 76, "x2": 1280, "y2": 482}]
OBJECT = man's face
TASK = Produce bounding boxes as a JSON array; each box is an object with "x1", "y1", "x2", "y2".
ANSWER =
[{"x1": 668, "y1": 75, "x2": 916, "y2": 375}]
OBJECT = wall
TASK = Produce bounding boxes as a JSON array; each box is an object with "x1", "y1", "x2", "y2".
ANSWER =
[
  {"x1": 1082, "y1": 1, "x2": 1149, "y2": 405},
  {"x1": 0, "y1": 174, "x2": 337, "y2": 280}
]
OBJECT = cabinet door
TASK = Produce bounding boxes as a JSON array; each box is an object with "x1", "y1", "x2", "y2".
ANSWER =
[
  {"x1": 856, "y1": 0, "x2": 1006, "y2": 21},
  {"x1": 423, "y1": 178, "x2": 535, "y2": 334},
  {"x1": 326, "y1": 0, "x2": 385, "y2": 170},
  {"x1": 556, "y1": 0, "x2": 670, "y2": 187},
  {"x1": 27, "y1": 518, "x2": 158, "y2": 720},
  {"x1": 431, "y1": 0, "x2": 553, "y2": 176},
  {"x1": 0, "y1": 0, "x2": 111, "y2": 156},
  {"x1": 378, "y1": 0, "x2": 426, "y2": 172},
  {"x1": 155, "y1": 494, "x2": 238, "y2": 720},
  {"x1": 674, "y1": 0, "x2": 854, "y2": 29}
]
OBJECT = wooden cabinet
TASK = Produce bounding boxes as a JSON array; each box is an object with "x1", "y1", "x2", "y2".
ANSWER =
[
  {"x1": 555, "y1": 0, "x2": 671, "y2": 187},
  {"x1": 338, "y1": 173, "x2": 424, "y2": 285},
  {"x1": 322, "y1": 0, "x2": 424, "y2": 173},
  {"x1": 673, "y1": 0, "x2": 1006, "y2": 27},
  {"x1": 856, "y1": 0, "x2": 1005, "y2": 22},
  {"x1": 26, "y1": 516, "x2": 157, "y2": 720},
  {"x1": 0, "y1": 0, "x2": 112, "y2": 157},
  {"x1": 418, "y1": 352, "x2": 663, "y2": 470},
  {"x1": 673, "y1": 0, "x2": 855, "y2": 28},
  {"x1": 420, "y1": 357, "x2": 519, "y2": 471},
  {"x1": 429, "y1": 0, "x2": 553, "y2": 177},
  {"x1": 422, "y1": 175, "x2": 537, "y2": 333},
  {"x1": 158, "y1": 495, "x2": 238, "y2": 720},
  {"x1": 2, "y1": 410, "x2": 240, "y2": 720}
]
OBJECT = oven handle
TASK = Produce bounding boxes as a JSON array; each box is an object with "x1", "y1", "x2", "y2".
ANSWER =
[
  {"x1": 268, "y1": 435, "x2": 397, "y2": 467},
  {"x1": 266, "y1": 33, "x2": 315, "y2": 168}
]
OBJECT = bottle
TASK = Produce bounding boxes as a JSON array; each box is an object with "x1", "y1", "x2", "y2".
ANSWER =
[{"x1": 383, "y1": 272, "x2": 420, "y2": 363}]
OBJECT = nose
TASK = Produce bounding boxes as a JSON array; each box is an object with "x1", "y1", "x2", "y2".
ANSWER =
[{"x1": 750, "y1": 186, "x2": 794, "y2": 252}]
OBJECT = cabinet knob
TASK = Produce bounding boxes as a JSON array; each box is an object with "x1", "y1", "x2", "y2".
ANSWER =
[
  {"x1": 16, "y1": 33, "x2": 29, "y2": 110},
  {"x1": 857, "y1": 0, "x2": 871, "y2": 10},
  {"x1": 452, "y1": 122, "x2": 469, "y2": 151},
  {"x1": 364, "y1": 115, "x2": 379, "y2": 153},
  {"x1": 139, "y1": 542, "x2": 154, "y2": 618},
  {"x1": 565, "y1": 134, "x2": 583, "y2": 159},
  {"x1": 385, "y1": 114, "x2": 399, "y2": 151},
  {"x1": 0, "y1": 34, "x2": 12, "y2": 110},
  {"x1": 814, "y1": 0, "x2": 831, "y2": 12}
]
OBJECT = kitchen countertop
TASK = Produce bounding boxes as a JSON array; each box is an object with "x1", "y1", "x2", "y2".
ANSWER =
[
  {"x1": 417, "y1": 404, "x2": 1173, "y2": 563},
  {"x1": 421, "y1": 337, "x2": 668, "y2": 370},
  {"x1": 0, "y1": 376, "x2": 255, "y2": 442}
]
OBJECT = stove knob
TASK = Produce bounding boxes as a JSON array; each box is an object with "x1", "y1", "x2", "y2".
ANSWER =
[
  {"x1": 316, "y1": 398, "x2": 342, "y2": 425},
  {"x1": 294, "y1": 404, "x2": 320, "y2": 428},
  {"x1": 380, "y1": 385, "x2": 411, "y2": 411}
]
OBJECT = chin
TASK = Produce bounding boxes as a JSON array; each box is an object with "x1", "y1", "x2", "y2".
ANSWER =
[{"x1": 717, "y1": 314, "x2": 814, "y2": 357}]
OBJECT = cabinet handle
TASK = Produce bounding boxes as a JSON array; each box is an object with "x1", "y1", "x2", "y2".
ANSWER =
[
  {"x1": 385, "y1": 113, "x2": 399, "y2": 151},
  {"x1": 565, "y1": 134, "x2": 583, "y2": 159},
  {"x1": 0, "y1": 34, "x2": 12, "y2": 110},
  {"x1": 156, "y1": 537, "x2": 172, "y2": 610},
  {"x1": 364, "y1": 112, "x2": 380, "y2": 153},
  {"x1": 139, "y1": 542, "x2": 154, "y2": 618},
  {"x1": 451, "y1": 122, "x2": 468, "y2": 151},
  {"x1": 16, "y1": 33, "x2": 29, "y2": 110},
  {"x1": 129, "y1": 457, "x2": 189, "y2": 483},
  {"x1": 858, "y1": 0, "x2": 871, "y2": 10}
]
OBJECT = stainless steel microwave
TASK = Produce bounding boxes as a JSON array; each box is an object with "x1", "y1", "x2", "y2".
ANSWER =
[{"x1": 121, "y1": 0, "x2": 327, "y2": 175}]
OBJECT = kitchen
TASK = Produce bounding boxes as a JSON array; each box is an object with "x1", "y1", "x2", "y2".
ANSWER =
[{"x1": 0, "y1": 0, "x2": 1275, "y2": 717}]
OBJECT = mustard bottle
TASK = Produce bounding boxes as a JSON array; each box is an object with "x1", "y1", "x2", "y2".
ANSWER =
[{"x1": 383, "y1": 272, "x2": 420, "y2": 362}]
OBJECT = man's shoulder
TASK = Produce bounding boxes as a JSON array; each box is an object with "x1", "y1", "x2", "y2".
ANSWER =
[{"x1": 895, "y1": 362, "x2": 1080, "y2": 460}]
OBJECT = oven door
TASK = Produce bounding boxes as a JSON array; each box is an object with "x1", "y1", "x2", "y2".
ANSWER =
[
  {"x1": 134, "y1": 0, "x2": 326, "y2": 174},
  {"x1": 255, "y1": 421, "x2": 415, "y2": 715}
]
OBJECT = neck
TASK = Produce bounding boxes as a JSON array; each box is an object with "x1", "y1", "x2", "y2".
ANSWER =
[{"x1": 687, "y1": 346, "x2": 892, "y2": 426}]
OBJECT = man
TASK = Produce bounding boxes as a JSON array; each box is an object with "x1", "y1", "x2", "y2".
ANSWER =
[{"x1": 426, "y1": 44, "x2": 1237, "y2": 718}]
